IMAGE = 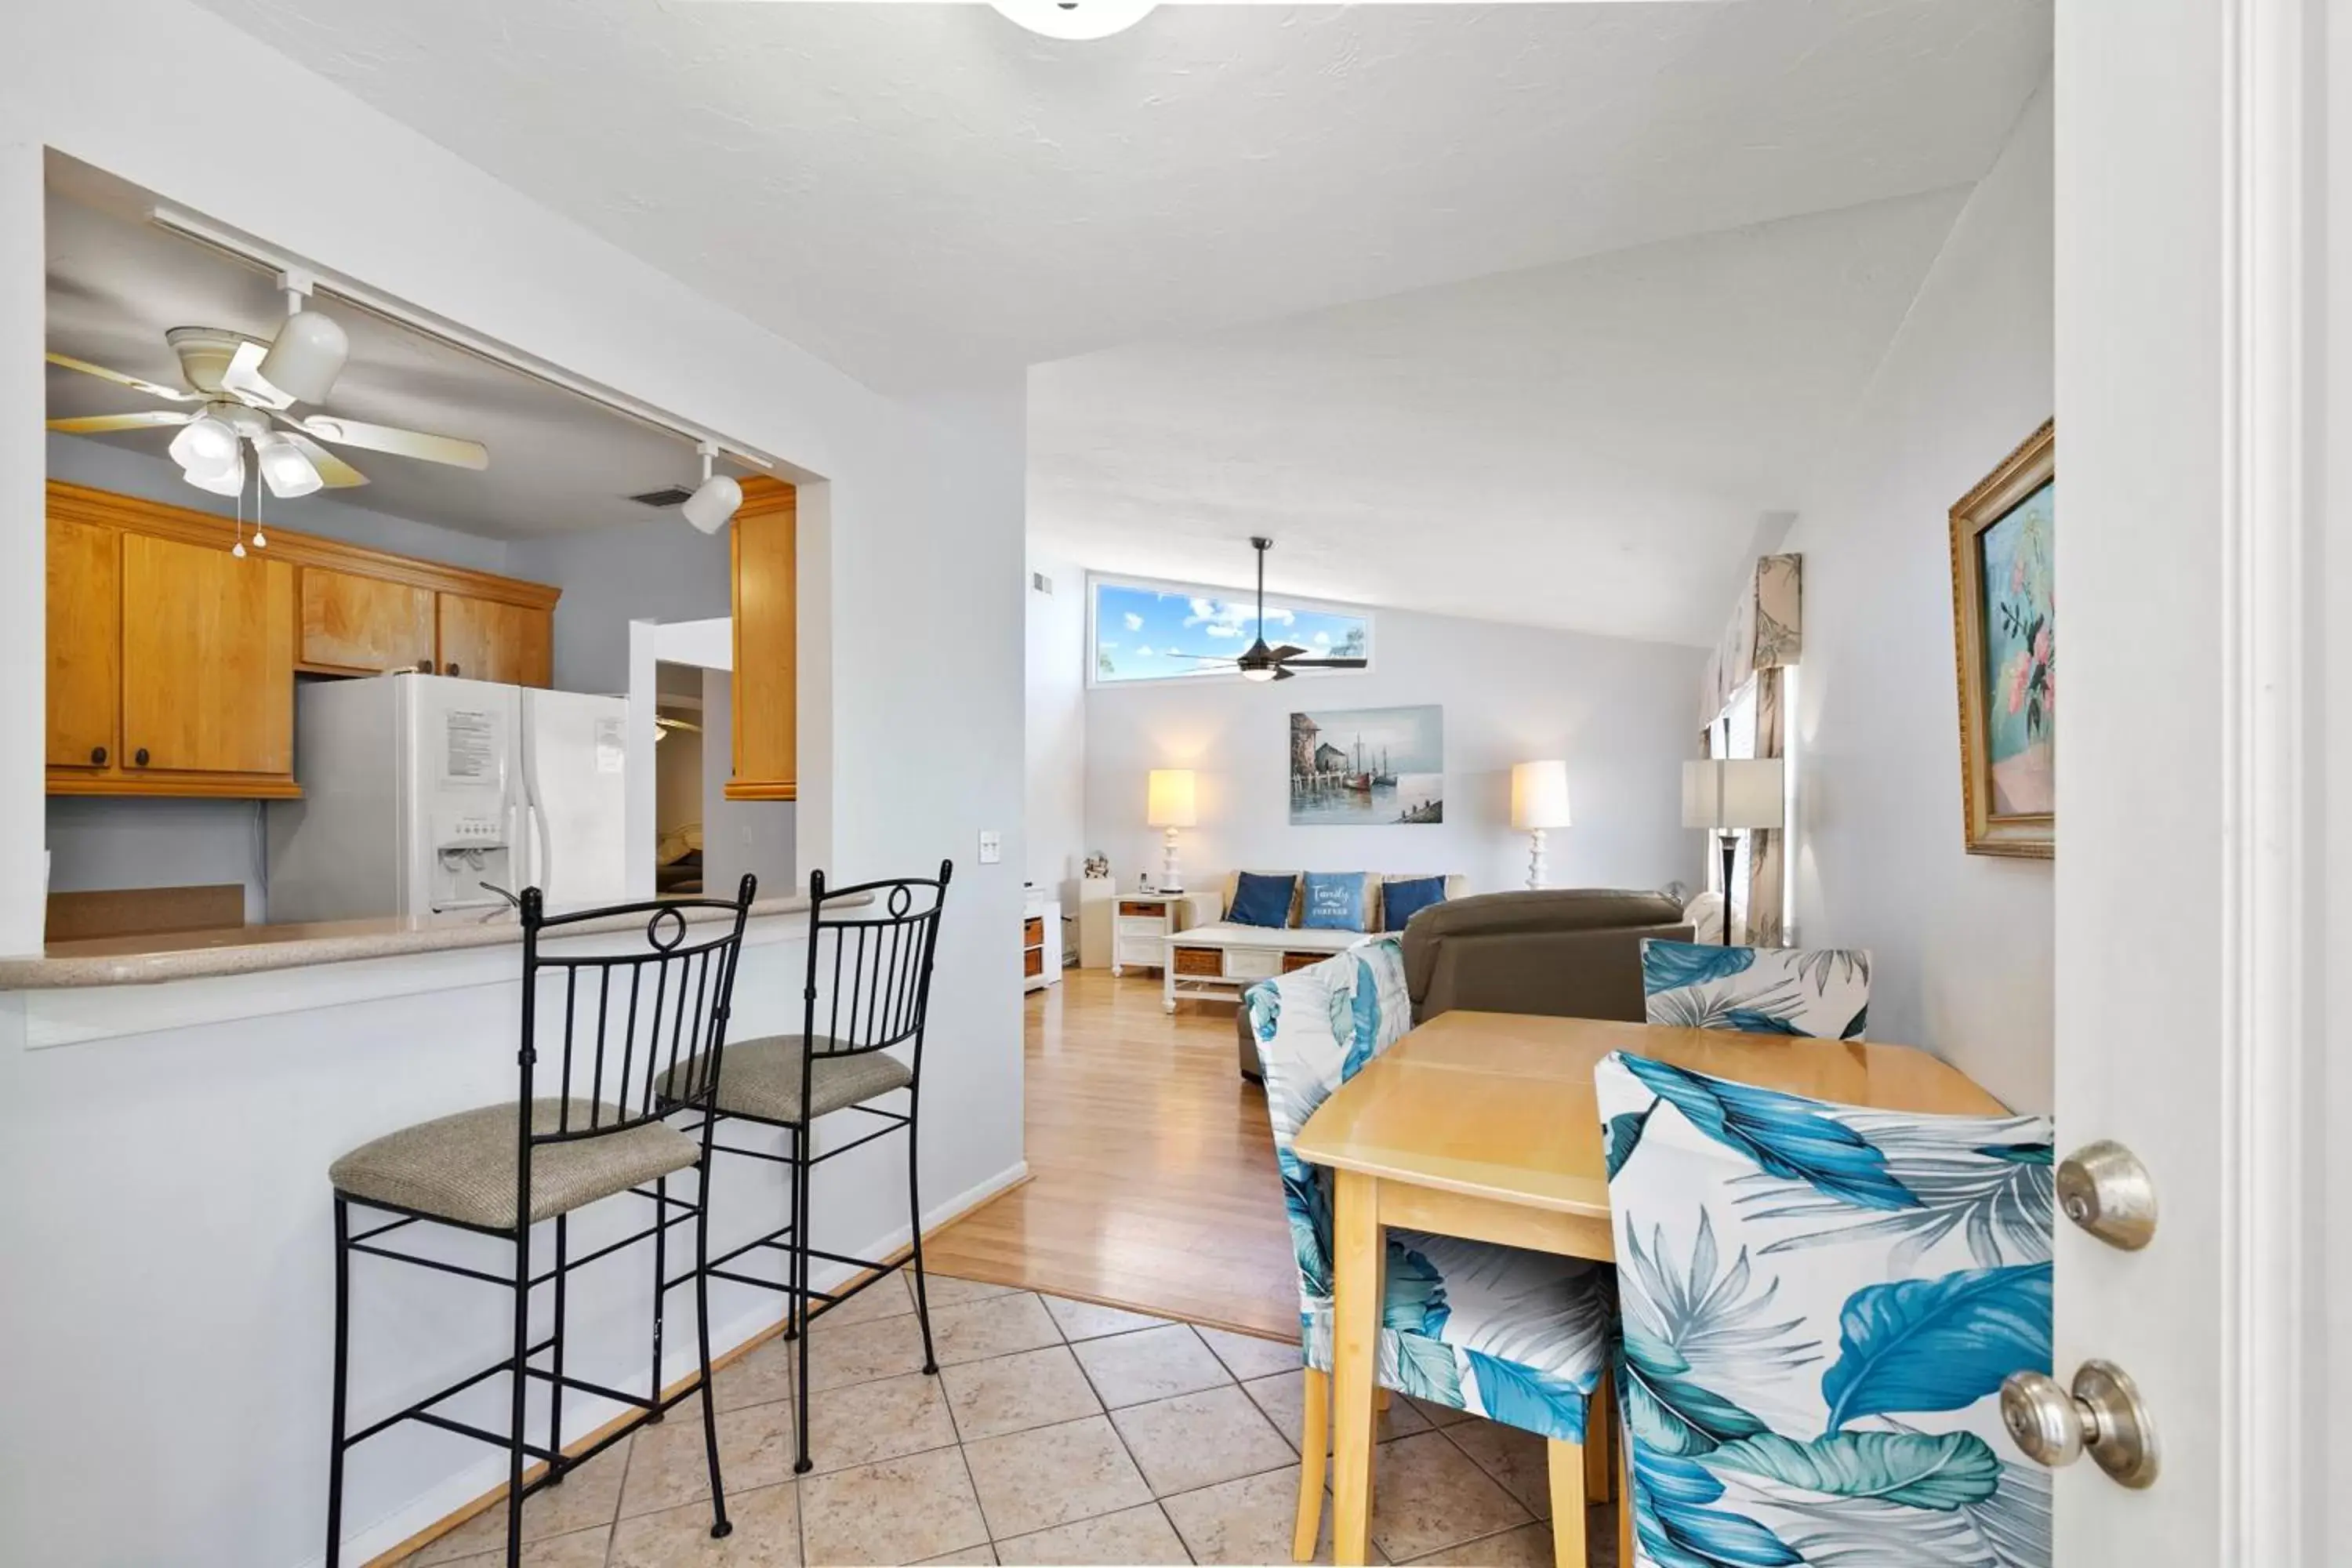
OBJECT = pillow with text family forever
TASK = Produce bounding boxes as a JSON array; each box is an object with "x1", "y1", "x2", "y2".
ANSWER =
[{"x1": 1301, "y1": 871, "x2": 1373, "y2": 931}]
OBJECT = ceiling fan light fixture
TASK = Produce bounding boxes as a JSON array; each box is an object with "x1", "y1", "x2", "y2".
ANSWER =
[
  {"x1": 168, "y1": 412, "x2": 240, "y2": 477},
  {"x1": 182, "y1": 448, "x2": 247, "y2": 498},
  {"x1": 253, "y1": 432, "x2": 325, "y2": 499},
  {"x1": 989, "y1": 0, "x2": 1156, "y2": 40},
  {"x1": 256, "y1": 303, "x2": 349, "y2": 405}
]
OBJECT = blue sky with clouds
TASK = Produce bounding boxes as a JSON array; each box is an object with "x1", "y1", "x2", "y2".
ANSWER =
[{"x1": 1094, "y1": 581, "x2": 1368, "y2": 682}]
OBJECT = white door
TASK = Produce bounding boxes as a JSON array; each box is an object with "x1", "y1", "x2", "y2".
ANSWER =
[
  {"x1": 2050, "y1": 2, "x2": 2328, "y2": 1564},
  {"x1": 522, "y1": 688, "x2": 632, "y2": 907}
]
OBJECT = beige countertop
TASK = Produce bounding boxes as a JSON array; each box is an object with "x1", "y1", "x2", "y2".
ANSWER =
[{"x1": 0, "y1": 894, "x2": 837, "y2": 990}]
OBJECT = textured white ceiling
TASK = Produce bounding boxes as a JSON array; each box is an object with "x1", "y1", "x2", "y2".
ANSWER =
[
  {"x1": 188, "y1": 0, "x2": 2052, "y2": 398},
  {"x1": 1029, "y1": 186, "x2": 1975, "y2": 645},
  {"x1": 45, "y1": 178, "x2": 709, "y2": 540}
]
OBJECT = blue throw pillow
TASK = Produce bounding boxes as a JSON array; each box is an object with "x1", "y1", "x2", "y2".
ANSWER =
[
  {"x1": 1228, "y1": 872, "x2": 1298, "y2": 929},
  {"x1": 1382, "y1": 875, "x2": 1448, "y2": 930},
  {"x1": 1301, "y1": 871, "x2": 1372, "y2": 931}
]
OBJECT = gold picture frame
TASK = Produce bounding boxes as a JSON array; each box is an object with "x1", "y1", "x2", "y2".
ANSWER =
[{"x1": 1949, "y1": 419, "x2": 2056, "y2": 858}]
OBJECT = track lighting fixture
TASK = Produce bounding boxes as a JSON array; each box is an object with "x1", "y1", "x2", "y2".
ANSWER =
[
  {"x1": 253, "y1": 274, "x2": 350, "y2": 405},
  {"x1": 681, "y1": 441, "x2": 744, "y2": 535}
]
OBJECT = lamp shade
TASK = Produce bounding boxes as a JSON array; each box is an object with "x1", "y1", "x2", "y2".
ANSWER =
[
  {"x1": 1510, "y1": 760, "x2": 1573, "y2": 830},
  {"x1": 1145, "y1": 768, "x2": 1197, "y2": 828},
  {"x1": 1682, "y1": 757, "x2": 1786, "y2": 831}
]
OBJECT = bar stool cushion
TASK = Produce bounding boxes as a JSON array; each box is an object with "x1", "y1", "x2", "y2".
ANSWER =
[
  {"x1": 666, "y1": 1035, "x2": 912, "y2": 1125},
  {"x1": 329, "y1": 1100, "x2": 699, "y2": 1229}
]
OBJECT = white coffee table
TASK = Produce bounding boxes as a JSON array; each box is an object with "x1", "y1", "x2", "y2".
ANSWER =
[{"x1": 1161, "y1": 922, "x2": 1371, "y2": 1012}]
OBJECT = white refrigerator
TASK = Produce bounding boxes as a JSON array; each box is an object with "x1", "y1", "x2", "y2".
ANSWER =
[{"x1": 267, "y1": 673, "x2": 632, "y2": 922}]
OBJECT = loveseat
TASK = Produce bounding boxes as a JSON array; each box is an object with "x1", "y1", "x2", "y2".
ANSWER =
[{"x1": 1233, "y1": 886, "x2": 1692, "y2": 1080}]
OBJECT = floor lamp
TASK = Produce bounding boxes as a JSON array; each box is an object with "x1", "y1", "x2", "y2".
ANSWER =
[{"x1": 1681, "y1": 757, "x2": 1786, "y2": 945}]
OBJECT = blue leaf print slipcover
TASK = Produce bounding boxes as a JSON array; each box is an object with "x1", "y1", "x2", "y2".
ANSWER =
[
  {"x1": 1247, "y1": 940, "x2": 1614, "y2": 1442},
  {"x1": 1642, "y1": 941, "x2": 1872, "y2": 1040},
  {"x1": 1597, "y1": 1051, "x2": 2054, "y2": 1567}
]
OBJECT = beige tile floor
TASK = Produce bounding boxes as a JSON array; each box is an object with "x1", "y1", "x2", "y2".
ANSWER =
[{"x1": 394, "y1": 1272, "x2": 1620, "y2": 1568}]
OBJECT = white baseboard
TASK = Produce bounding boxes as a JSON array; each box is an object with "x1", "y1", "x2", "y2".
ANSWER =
[{"x1": 317, "y1": 1158, "x2": 1028, "y2": 1568}]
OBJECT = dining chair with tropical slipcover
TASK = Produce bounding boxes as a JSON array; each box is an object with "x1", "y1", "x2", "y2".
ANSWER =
[
  {"x1": 1639, "y1": 939, "x2": 1872, "y2": 1040},
  {"x1": 1247, "y1": 937, "x2": 1621, "y2": 1567},
  {"x1": 1594, "y1": 1050, "x2": 2054, "y2": 1568}
]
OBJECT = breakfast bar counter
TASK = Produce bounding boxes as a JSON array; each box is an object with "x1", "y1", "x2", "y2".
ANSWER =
[{"x1": 0, "y1": 892, "x2": 831, "y2": 989}]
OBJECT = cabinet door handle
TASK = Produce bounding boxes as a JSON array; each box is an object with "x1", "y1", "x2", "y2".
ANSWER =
[
  {"x1": 446, "y1": 662, "x2": 460, "y2": 677},
  {"x1": 90, "y1": 746, "x2": 107, "y2": 766},
  {"x1": 132, "y1": 747, "x2": 150, "y2": 768},
  {"x1": 416, "y1": 659, "x2": 435, "y2": 673}
]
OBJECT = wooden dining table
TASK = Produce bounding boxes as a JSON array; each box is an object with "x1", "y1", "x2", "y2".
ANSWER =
[{"x1": 1290, "y1": 1009, "x2": 2012, "y2": 1567}]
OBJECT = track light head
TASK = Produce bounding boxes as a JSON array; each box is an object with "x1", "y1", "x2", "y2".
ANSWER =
[{"x1": 680, "y1": 442, "x2": 742, "y2": 534}]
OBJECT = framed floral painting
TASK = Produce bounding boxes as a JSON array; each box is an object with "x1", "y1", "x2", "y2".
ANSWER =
[{"x1": 1949, "y1": 419, "x2": 2054, "y2": 858}]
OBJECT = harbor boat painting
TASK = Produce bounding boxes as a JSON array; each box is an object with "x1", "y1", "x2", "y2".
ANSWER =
[{"x1": 1290, "y1": 706, "x2": 1443, "y2": 825}]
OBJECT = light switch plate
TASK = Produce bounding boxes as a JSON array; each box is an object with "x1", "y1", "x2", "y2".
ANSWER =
[{"x1": 978, "y1": 830, "x2": 1002, "y2": 865}]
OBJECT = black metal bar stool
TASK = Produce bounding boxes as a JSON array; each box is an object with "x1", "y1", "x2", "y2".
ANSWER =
[
  {"x1": 322, "y1": 876, "x2": 758, "y2": 1566},
  {"x1": 663, "y1": 861, "x2": 952, "y2": 1474}
]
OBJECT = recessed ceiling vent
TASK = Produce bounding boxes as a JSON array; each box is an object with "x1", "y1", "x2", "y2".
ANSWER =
[{"x1": 630, "y1": 484, "x2": 696, "y2": 509}]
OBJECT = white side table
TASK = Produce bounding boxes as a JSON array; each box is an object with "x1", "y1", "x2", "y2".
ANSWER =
[{"x1": 1110, "y1": 891, "x2": 1212, "y2": 977}]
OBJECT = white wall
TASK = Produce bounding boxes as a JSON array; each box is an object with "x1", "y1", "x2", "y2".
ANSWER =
[
  {"x1": 1024, "y1": 553, "x2": 1087, "y2": 898},
  {"x1": 1780, "y1": 84, "x2": 2053, "y2": 1114},
  {"x1": 1083, "y1": 604, "x2": 1706, "y2": 899},
  {"x1": 509, "y1": 519, "x2": 732, "y2": 695},
  {"x1": 0, "y1": 5, "x2": 1025, "y2": 1564}
]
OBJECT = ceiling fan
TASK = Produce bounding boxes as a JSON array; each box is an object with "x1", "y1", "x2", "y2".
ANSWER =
[
  {"x1": 1170, "y1": 537, "x2": 1368, "y2": 683},
  {"x1": 45, "y1": 292, "x2": 490, "y2": 502}
]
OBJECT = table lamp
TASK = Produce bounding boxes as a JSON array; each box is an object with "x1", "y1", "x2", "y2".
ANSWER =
[
  {"x1": 1681, "y1": 757, "x2": 1786, "y2": 945},
  {"x1": 1509, "y1": 760, "x2": 1573, "y2": 890},
  {"x1": 1146, "y1": 768, "x2": 1197, "y2": 893}
]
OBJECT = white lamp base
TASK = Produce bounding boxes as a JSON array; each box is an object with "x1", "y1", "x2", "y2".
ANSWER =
[
  {"x1": 1160, "y1": 826, "x2": 1184, "y2": 893},
  {"x1": 1524, "y1": 827, "x2": 1549, "y2": 891}
]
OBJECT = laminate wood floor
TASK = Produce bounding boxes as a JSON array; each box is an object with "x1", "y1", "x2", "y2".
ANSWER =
[{"x1": 924, "y1": 970, "x2": 1300, "y2": 1339}]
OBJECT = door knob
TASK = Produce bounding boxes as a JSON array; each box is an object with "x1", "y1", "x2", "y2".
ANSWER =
[
  {"x1": 2056, "y1": 1139, "x2": 2158, "y2": 1250},
  {"x1": 2001, "y1": 1361, "x2": 2159, "y2": 1488},
  {"x1": 89, "y1": 746, "x2": 107, "y2": 766},
  {"x1": 132, "y1": 747, "x2": 150, "y2": 768}
]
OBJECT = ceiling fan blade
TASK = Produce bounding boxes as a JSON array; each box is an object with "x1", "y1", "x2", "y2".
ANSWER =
[
  {"x1": 278, "y1": 429, "x2": 369, "y2": 488},
  {"x1": 296, "y1": 415, "x2": 488, "y2": 471},
  {"x1": 1279, "y1": 657, "x2": 1370, "y2": 670},
  {"x1": 219, "y1": 339, "x2": 296, "y2": 411},
  {"x1": 1267, "y1": 644, "x2": 1308, "y2": 661},
  {"x1": 1167, "y1": 650, "x2": 1238, "y2": 662},
  {"x1": 1273, "y1": 666, "x2": 1298, "y2": 681},
  {"x1": 45, "y1": 353, "x2": 198, "y2": 402},
  {"x1": 47, "y1": 410, "x2": 198, "y2": 434}
]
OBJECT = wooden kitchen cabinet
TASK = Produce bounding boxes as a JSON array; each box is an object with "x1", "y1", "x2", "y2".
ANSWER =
[
  {"x1": 120, "y1": 532, "x2": 296, "y2": 779},
  {"x1": 45, "y1": 480, "x2": 562, "y2": 799},
  {"x1": 727, "y1": 474, "x2": 797, "y2": 800},
  {"x1": 437, "y1": 592, "x2": 554, "y2": 687},
  {"x1": 300, "y1": 566, "x2": 436, "y2": 674},
  {"x1": 45, "y1": 516, "x2": 118, "y2": 771}
]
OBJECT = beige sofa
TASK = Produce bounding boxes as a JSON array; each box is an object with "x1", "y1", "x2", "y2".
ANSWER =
[
  {"x1": 1233, "y1": 886, "x2": 1692, "y2": 1080},
  {"x1": 1167, "y1": 871, "x2": 1468, "y2": 1014}
]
